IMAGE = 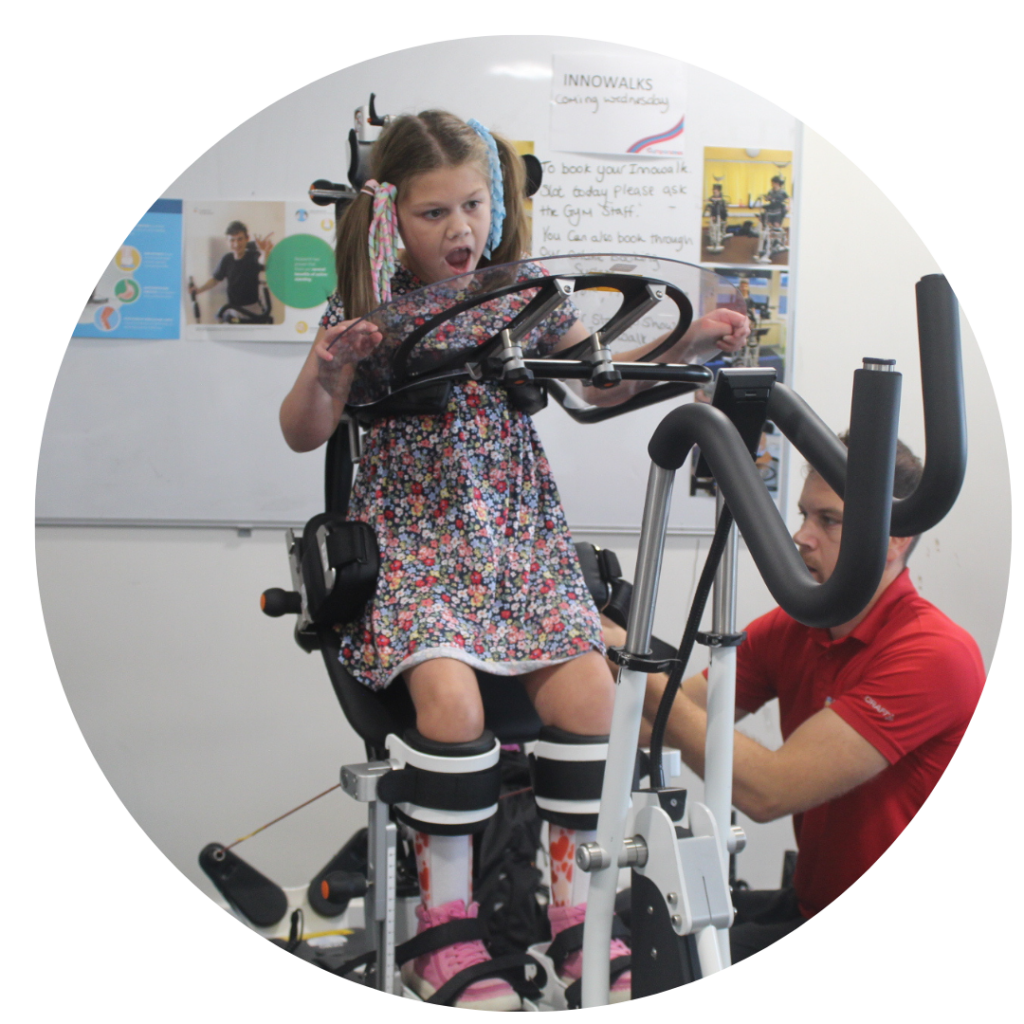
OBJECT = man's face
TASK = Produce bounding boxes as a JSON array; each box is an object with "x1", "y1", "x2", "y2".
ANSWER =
[
  {"x1": 794, "y1": 472, "x2": 844, "y2": 584},
  {"x1": 228, "y1": 231, "x2": 248, "y2": 256}
]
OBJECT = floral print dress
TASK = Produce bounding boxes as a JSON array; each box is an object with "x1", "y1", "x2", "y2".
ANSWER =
[{"x1": 319, "y1": 264, "x2": 603, "y2": 691}]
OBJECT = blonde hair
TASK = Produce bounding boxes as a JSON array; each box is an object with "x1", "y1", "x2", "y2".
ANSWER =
[{"x1": 334, "y1": 110, "x2": 530, "y2": 320}]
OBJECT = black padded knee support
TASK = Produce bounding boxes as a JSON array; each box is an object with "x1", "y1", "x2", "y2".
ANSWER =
[
  {"x1": 378, "y1": 729, "x2": 501, "y2": 836},
  {"x1": 530, "y1": 726, "x2": 609, "y2": 831}
]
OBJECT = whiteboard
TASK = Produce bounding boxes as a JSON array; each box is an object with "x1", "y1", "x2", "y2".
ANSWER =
[{"x1": 36, "y1": 36, "x2": 798, "y2": 530}]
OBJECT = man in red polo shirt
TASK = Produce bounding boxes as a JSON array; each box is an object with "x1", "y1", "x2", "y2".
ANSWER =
[{"x1": 615, "y1": 439, "x2": 985, "y2": 961}]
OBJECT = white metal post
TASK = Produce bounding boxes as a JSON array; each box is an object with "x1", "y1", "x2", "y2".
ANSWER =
[
  {"x1": 581, "y1": 465, "x2": 674, "y2": 1008},
  {"x1": 704, "y1": 496, "x2": 738, "y2": 966}
]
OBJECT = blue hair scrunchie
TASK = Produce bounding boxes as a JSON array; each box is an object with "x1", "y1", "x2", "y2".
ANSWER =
[{"x1": 468, "y1": 118, "x2": 506, "y2": 259}]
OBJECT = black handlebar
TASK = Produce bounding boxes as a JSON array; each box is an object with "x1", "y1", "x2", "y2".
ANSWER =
[
  {"x1": 647, "y1": 272, "x2": 966, "y2": 626},
  {"x1": 767, "y1": 273, "x2": 966, "y2": 537},
  {"x1": 649, "y1": 366, "x2": 902, "y2": 628}
]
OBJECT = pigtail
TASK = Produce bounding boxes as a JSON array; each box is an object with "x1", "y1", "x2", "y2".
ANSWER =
[
  {"x1": 489, "y1": 133, "x2": 531, "y2": 266},
  {"x1": 333, "y1": 193, "x2": 378, "y2": 322}
]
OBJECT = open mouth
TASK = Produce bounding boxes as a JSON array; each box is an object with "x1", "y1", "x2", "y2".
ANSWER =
[{"x1": 444, "y1": 247, "x2": 473, "y2": 272}]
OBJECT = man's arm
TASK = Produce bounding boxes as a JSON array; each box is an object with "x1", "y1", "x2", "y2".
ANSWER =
[
  {"x1": 254, "y1": 233, "x2": 275, "y2": 264},
  {"x1": 191, "y1": 276, "x2": 220, "y2": 295},
  {"x1": 644, "y1": 671, "x2": 889, "y2": 824}
]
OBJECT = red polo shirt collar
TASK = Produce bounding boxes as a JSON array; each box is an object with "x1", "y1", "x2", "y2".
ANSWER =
[{"x1": 810, "y1": 568, "x2": 915, "y2": 649}]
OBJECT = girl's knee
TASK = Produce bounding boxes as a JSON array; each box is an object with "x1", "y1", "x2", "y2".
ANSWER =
[
  {"x1": 527, "y1": 653, "x2": 615, "y2": 734},
  {"x1": 405, "y1": 661, "x2": 485, "y2": 743}
]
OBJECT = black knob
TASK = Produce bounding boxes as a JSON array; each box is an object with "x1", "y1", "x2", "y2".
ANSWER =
[
  {"x1": 591, "y1": 367, "x2": 623, "y2": 388},
  {"x1": 261, "y1": 588, "x2": 302, "y2": 617},
  {"x1": 308, "y1": 179, "x2": 348, "y2": 207},
  {"x1": 320, "y1": 870, "x2": 368, "y2": 902}
]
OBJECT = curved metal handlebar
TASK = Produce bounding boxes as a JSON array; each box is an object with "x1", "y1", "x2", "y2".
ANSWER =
[
  {"x1": 767, "y1": 274, "x2": 965, "y2": 537},
  {"x1": 648, "y1": 366, "x2": 902, "y2": 628},
  {"x1": 391, "y1": 271, "x2": 694, "y2": 386}
]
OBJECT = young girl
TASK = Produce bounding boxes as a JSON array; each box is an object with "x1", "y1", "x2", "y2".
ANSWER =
[{"x1": 281, "y1": 110, "x2": 748, "y2": 1009}]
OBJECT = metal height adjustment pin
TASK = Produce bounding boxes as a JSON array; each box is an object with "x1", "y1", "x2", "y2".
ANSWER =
[
  {"x1": 499, "y1": 328, "x2": 533, "y2": 385},
  {"x1": 576, "y1": 842, "x2": 611, "y2": 872},
  {"x1": 577, "y1": 837, "x2": 650, "y2": 872}
]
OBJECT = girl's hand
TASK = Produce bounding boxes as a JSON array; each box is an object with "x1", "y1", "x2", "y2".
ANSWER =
[
  {"x1": 689, "y1": 307, "x2": 750, "y2": 353},
  {"x1": 316, "y1": 318, "x2": 383, "y2": 366}
]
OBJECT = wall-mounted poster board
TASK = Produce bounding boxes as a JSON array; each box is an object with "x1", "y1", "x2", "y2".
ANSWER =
[{"x1": 37, "y1": 36, "x2": 799, "y2": 532}]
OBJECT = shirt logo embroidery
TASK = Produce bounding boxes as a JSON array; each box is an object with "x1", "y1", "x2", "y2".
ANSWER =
[{"x1": 863, "y1": 695, "x2": 895, "y2": 722}]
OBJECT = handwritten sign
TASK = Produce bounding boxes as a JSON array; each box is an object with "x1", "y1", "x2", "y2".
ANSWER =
[
  {"x1": 550, "y1": 52, "x2": 686, "y2": 158},
  {"x1": 532, "y1": 155, "x2": 699, "y2": 264}
]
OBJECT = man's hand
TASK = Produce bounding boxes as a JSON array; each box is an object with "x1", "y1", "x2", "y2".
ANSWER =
[{"x1": 643, "y1": 670, "x2": 889, "y2": 823}]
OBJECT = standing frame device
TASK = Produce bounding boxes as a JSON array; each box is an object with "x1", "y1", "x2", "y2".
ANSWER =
[{"x1": 214, "y1": 252, "x2": 964, "y2": 1007}]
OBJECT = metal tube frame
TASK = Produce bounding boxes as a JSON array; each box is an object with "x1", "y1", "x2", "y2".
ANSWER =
[
  {"x1": 705, "y1": 493, "x2": 739, "y2": 967},
  {"x1": 582, "y1": 476, "x2": 745, "y2": 1003},
  {"x1": 581, "y1": 465, "x2": 674, "y2": 1008}
]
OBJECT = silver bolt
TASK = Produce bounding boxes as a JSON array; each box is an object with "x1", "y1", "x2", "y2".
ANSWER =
[
  {"x1": 666, "y1": 892, "x2": 677, "y2": 905},
  {"x1": 650, "y1": 948, "x2": 658, "y2": 960},
  {"x1": 671, "y1": 914, "x2": 682, "y2": 929},
  {"x1": 647, "y1": 905, "x2": 654, "y2": 915},
  {"x1": 729, "y1": 824, "x2": 747, "y2": 854}
]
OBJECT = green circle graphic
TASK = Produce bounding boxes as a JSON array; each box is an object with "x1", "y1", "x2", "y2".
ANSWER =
[
  {"x1": 265, "y1": 234, "x2": 337, "y2": 308},
  {"x1": 114, "y1": 278, "x2": 140, "y2": 303}
]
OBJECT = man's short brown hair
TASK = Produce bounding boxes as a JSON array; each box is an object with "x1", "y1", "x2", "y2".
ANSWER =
[{"x1": 812, "y1": 433, "x2": 924, "y2": 563}]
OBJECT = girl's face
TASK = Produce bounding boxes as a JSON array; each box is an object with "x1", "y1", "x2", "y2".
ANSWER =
[{"x1": 396, "y1": 163, "x2": 492, "y2": 285}]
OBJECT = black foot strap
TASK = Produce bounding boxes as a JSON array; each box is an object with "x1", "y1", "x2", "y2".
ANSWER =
[
  {"x1": 331, "y1": 916, "x2": 547, "y2": 1005},
  {"x1": 548, "y1": 918, "x2": 631, "y2": 1009},
  {"x1": 428, "y1": 951, "x2": 547, "y2": 1006}
]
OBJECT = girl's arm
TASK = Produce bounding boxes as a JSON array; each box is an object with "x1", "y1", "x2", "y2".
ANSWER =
[
  {"x1": 279, "y1": 319, "x2": 382, "y2": 452},
  {"x1": 550, "y1": 308, "x2": 749, "y2": 361},
  {"x1": 549, "y1": 309, "x2": 750, "y2": 407},
  {"x1": 672, "y1": 306, "x2": 750, "y2": 362}
]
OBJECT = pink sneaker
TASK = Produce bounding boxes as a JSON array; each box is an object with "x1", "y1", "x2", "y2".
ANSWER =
[
  {"x1": 401, "y1": 899, "x2": 522, "y2": 1011},
  {"x1": 548, "y1": 903, "x2": 631, "y2": 1003}
]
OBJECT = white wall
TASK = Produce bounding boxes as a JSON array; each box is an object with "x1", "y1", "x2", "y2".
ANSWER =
[{"x1": 35, "y1": 127, "x2": 1009, "y2": 906}]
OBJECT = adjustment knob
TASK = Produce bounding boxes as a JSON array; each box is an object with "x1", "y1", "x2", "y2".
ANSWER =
[
  {"x1": 320, "y1": 870, "x2": 368, "y2": 902},
  {"x1": 261, "y1": 588, "x2": 302, "y2": 617}
]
